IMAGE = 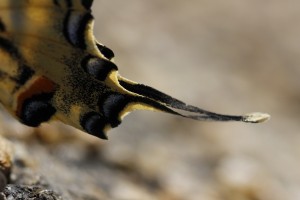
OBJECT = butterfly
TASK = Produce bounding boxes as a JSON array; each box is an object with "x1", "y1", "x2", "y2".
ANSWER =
[{"x1": 0, "y1": 0, "x2": 269, "y2": 140}]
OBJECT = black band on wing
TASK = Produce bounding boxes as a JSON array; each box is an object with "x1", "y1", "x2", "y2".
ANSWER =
[
  {"x1": 0, "y1": 38, "x2": 35, "y2": 90},
  {"x1": 20, "y1": 93, "x2": 56, "y2": 127},
  {"x1": 119, "y1": 80, "x2": 185, "y2": 109},
  {"x1": 98, "y1": 92, "x2": 183, "y2": 128},
  {"x1": 81, "y1": 0, "x2": 93, "y2": 10},
  {"x1": 80, "y1": 111, "x2": 108, "y2": 140},
  {"x1": 119, "y1": 79, "x2": 245, "y2": 122},
  {"x1": 96, "y1": 44, "x2": 115, "y2": 60},
  {"x1": 0, "y1": 19, "x2": 6, "y2": 32},
  {"x1": 17, "y1": 65, "x2": 34, "y2": 85},
  {"x1": 63, "y1": 11, "x2": 93, "y2": 49},
  {"x1": 81, "y1": 55, "x2": 117, "y2": 81},
  {"x1": 99, "y1": 93, "x2": 129, "y2": 128},
  {"x1": 0, "y1": 37, "x2": 21, "y2": 59}
]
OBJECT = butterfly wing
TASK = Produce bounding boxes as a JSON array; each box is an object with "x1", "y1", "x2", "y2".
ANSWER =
[{"x1": 0, "y1": 0, "x2": 269, "y2": 140}]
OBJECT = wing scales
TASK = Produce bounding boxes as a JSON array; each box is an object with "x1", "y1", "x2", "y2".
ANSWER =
[{"x1": 0, "y1": 0, "x2": 269, "y2": 140}]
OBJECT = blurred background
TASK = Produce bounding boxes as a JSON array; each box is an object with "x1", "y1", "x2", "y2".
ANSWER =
[{"x1": 1, "y1": 0, "x2": 300, "y2": 199}]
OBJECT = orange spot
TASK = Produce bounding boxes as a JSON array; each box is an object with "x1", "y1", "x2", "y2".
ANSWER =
[{"x1": 16, "y1": 76, "x2": 57, "y2": 117}]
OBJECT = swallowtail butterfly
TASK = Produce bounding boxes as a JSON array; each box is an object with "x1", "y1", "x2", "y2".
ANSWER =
[{"x1": 0, "y1": 0, "x2": 269, "y2": 140}]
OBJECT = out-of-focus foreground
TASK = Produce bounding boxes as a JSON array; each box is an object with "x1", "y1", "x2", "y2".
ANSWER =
[{"x1": 0, "y1": 0, "x2": 299, "y2": 199}]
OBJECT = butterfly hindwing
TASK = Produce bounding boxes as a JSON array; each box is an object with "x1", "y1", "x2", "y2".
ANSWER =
[
  {"x1": 0, "y1": 0, "x2": 269, "y2": 140},
  {"x1": 0, "y1": 0, "x2": 139, "y2": 139}
]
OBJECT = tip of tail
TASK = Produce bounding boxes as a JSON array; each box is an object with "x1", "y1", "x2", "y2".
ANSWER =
[{"x1": 242, "y1": 112, "x2": 270, "y2": 123}]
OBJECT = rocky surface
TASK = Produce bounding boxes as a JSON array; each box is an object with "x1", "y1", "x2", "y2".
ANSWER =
[{"x1": 1, "y1": 0, "x2": 300, "y2": 199}]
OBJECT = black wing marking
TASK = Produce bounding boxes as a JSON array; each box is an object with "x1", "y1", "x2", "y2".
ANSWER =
[{"x1": 0, "y1": 0, "x2": 269, "y2": 140}]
